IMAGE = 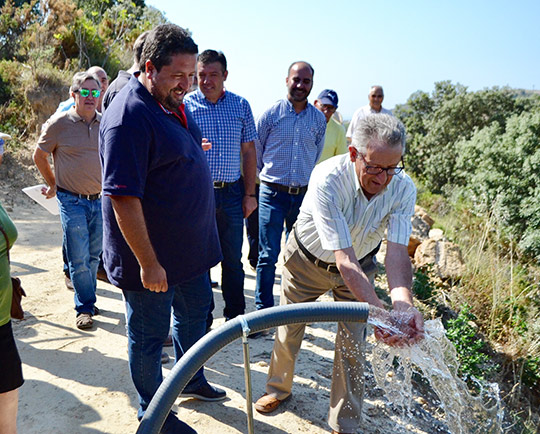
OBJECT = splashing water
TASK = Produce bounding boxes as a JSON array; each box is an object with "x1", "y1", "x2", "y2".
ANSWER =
[{"x1": 366, "y1": 307, "x2": 503, "y2": 433}]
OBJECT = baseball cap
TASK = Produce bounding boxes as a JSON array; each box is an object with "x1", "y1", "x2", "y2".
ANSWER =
[{"x1": 317, "y1": 89, "x2": 338, "y2": 108}]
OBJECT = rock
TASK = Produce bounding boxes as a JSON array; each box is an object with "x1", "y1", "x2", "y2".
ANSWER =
[
  {"x1": 408, "y1": 214, "x2": 431, "y2": 257},
  {"x1": 414, "y1": 239, "x2": 465, "y2": 280},
  {"x1": 428, "y1": 228, "x2": 444, "y2": 240},
  {"x1": 415, "y1": 205, "x2": 435, "y2": 227}
]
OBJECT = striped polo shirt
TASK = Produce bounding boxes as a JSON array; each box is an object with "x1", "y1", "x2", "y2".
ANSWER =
[{"x1": 295, "y1": 153, "x2": 416, "y2": 263}]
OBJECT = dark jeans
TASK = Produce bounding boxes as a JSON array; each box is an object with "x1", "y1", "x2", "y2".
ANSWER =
[
  {"x1": 245, "y1": 183, "x2": 260, "y2": 268},
  {"x1": 255, "y1": 183, "x2": 305, "y2": 310},
  {"x1": 213, "y1": 181, "x2": 245, "y2": 320},
  {"x1": 123, "y1": 271, "x2": 212, "y2": 419}
]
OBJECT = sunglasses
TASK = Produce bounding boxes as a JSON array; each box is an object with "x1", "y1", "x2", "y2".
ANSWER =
[{"x1": 77, "y1": 88, "x2": 101, "y2": 98}]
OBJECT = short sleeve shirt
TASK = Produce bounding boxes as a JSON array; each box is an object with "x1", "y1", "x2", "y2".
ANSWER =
[
  {"x1": 99, "y1": 76, "x2": 222, "y2": 291},
  {"x1": 37, "y1": 108, "x2": 102, "y2": 195},
  {"x1": 346, "y1": 105, "x2": 393, "y2": 139},
  {"x1": 256, "y1": 99, "x2": 326, "y2": 187},
  {"x1": 318, "y1": 117, "x2": 348, "y2": 163},
  {"x1": 296, "y1": 153, "x2": 416, "y2": 263},
  {"x1": 184, "y1": 89, "x2": 257, "y2": 182}
]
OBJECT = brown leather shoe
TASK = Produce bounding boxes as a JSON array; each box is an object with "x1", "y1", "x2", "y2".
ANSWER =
[{"x1": 254, "y1": 393, "x2": 289, "y2": 414}]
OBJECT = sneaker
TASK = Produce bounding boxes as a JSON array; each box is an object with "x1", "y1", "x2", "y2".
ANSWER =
[
  {"x1": 160, "y1": 412, "x2": 197, "y2": 434},
  {"x1": 93, "y1": 306, "x2": 100, "y2": 316},
  {"x1": 65, "y1": 275, "x2": 74, "y2": 291},
  {"x1": 180, "y1": 382, "x2": 226, "y2": 402}
]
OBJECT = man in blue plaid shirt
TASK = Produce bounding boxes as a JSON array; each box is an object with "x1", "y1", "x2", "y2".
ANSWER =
[
  {"x1": 254, "y1": 61, "x2": 326, "y2": 318},
  {"x1": 185, "y1": 50, "x2": 258, "y2": 324}
]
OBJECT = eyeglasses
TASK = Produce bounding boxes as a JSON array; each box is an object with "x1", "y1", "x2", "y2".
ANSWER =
[
  {"x1": 360, "y1": 154, "x2": 404, "y2": 175},
  {"x1": 77, "y1": 88, "x2": 101, "y2": 98}
]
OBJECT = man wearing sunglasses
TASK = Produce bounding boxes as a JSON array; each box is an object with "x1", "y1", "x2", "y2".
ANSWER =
[
  {"x1": 254, "y1": 114, "x2": 424, "y2": 434},
  {"x1": 346, "y1": 85, "x2": 392, "y2": 143},
  {"x1": 33, "y1": 71, "x2": 103, "y2": 330}
]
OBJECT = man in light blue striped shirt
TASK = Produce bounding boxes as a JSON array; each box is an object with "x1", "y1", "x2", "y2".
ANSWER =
[
  {"x1": 255, "y1": 114, "x2": 424, "y2": 434},
  {"x1": 254, "y1": 61, "x2": 326, "y2": 314},
  {"x1": 185, "y1": 50, "x2": 258, "y2": 324}
]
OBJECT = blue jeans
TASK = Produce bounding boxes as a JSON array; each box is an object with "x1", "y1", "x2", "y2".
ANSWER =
[
  {"x1": 255, "y1": 183, "x2": 305, "y2": 310},
  {"x1": 214, "y1": 181, "x2": 245, "y2": 320},
  {"x1": 245, "y1": 182, "x2": 260, "y2": 268},
  {"x1": 57, "y1": 191, "x2": 102, "y2": 314},
  {"x1": 123, "y1": 271, "x2": 212, "y2": 420}
]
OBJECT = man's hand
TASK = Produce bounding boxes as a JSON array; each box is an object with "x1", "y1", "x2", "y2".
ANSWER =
[
  {"x1": 140, "y1": 262, "x2": 168, "y2": 292},
  {"x1": 41, "y1": 184, "x2": 56, "y2": 199},
  {"x1": 374, "y1": 304, "x2": 424, "y2": 347},
  {"x1": 201, "y1": 138, "x2": 212, "y2": 151},
  {"x1": 242, "y1": 195, "x2": 257, "y2": 218}
]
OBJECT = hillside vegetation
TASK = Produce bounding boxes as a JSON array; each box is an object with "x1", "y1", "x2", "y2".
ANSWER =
[
  {"x1": 1, "y1": 0, "x2": 539, "y2": 432},
  {"x1": 395, "y1": 83, "x2": 540, "y2": 431}
]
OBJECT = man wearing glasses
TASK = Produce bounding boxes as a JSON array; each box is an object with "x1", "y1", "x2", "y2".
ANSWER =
[
  {"x1": 346, "y1": 85, "x2": 392, "y2": 143},
  {"x1": 254, "y1": 114, "x2": 424, "y2": 434},
  {"x1": 33, "y1": 71, "x2": 103, "y2": 330}
]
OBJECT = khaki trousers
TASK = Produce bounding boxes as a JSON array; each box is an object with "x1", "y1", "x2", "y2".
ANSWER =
[{"x1": 266, "y1": 235, "x2": 370, "y2": 433}]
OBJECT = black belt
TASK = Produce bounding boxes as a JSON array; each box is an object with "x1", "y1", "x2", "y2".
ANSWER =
[
  {"x1": 213, "y1": 180, "x2": 239, "y2": 189},
  {"x1": 262, "y1": 181, "x2": 307, "y2": 195},
  {"x1": 294, "y1": 227, "x2": 340, "y2": 273},
  {"x1": 293, "y1": 227, "x2": 379, "y2": 276},
  {"x1": 57, "y1": 187, "x2": 101, "y2": 201}
]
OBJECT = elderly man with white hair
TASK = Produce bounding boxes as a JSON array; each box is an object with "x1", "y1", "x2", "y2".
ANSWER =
[{"x1": 254, "y1": 114, "x2": 424, "y2": 434}]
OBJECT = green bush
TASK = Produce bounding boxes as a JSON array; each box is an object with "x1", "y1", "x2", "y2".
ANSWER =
[{"x1": 445, "y1": 305, "x2": 497, "y2": 381}]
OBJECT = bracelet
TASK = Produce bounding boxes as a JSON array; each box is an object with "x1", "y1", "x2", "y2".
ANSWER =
[{"x1": 245, "y1": 194, "x2": 257, "y2": 197}]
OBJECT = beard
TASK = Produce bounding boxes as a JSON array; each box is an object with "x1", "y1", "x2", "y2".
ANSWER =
[
  {"x1": 152, "y1": 84, "x2": 185, "y2": 114},
  {"x1": 289, "y1": 88, "x2": 309, "y2": 102}
]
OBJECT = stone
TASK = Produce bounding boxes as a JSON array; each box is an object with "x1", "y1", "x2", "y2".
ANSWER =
[
  {"x1": 429, "y1": 228, "x2": 444, "y2": 240},
  {"x1": 414, "y1": 238, "x2": 465, "y2": 280},
  {"x1": 415, "y1": 205, "x2": 435, "y2": 227},
  {"x1": 408, "y1": 214, "x2": 431, "y2": 257}
]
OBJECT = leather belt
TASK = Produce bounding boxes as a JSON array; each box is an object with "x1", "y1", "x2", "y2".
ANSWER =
[
  {"x1": 293, "y1": 227, "x2": 380, "y2": 276},
  {"x1": 294, "y1": 227, "x2": 340, "y2": 273},
  {"x1": 57, "y1": 186, "x2": 101, "y2": 201},
  {"x1": 213, "y1": 180, "x2": 239, "y2": 189},
  {"x1": 262, "y1": 181, "x2": 307, "y2": 195}
]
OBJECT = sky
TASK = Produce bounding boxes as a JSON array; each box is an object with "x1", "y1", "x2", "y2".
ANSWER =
[{"x1": 146, "y1": 0, "x2": 540, "y2": 120}]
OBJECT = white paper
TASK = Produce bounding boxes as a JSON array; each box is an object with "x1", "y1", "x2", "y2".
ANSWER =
[{"x1": 22, "y1": 184, "x2": 60, "y2": 215}]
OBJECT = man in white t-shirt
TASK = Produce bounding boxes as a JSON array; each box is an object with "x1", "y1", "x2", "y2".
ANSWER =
[{"x1": 346, "y1": 85, "x2": 392, "y2": 142}]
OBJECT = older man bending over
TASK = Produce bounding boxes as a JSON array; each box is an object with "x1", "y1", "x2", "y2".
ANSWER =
[{"x1": 254, "y1": 114, "x2": 424, "y2": 434}]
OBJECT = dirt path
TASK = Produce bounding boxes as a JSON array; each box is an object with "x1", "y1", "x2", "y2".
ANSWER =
[{"x1": 8, "y1": 195, "x2": 441, "y2": 434}]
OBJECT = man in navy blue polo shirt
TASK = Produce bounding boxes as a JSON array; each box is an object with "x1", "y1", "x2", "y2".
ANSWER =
[
  {"x1": 100, "y1": 24, "x2": 225, "y2": 434},
  {"x1": 184, "y1": 50, "x2": 257, "y2": 326}
]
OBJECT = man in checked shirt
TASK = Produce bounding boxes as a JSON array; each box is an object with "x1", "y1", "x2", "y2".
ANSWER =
[
  {"x1": 184, "y1": 50, "x2": 258, "y2": 326},
  {"x1": 254, "y1": 61, "x2": 326, "y2": 320}
]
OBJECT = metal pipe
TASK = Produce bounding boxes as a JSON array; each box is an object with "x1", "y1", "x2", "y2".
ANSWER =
[
  {"x1": 239, "y1": 316, "x2": 255, "y2": 434},
  {"x1": 137, "y1": 301, "x2": 369, "y2": 434}
]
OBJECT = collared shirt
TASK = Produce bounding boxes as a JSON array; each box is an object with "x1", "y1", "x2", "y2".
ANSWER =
[
  {"x1": 185, "y1": 89, "x2": 257, "y2": 182},
  {"x1": 256, "y1": 99, "x2": 326, "y2": 187},
  {"x1": 100, "y1": 75, "x2": 221, "y2": 291},
  {"x1": 38, "y1": 108, "x2": 102, "y2": 195},
  {"x1": 317, "y1": 117, "x2": 348, "y2": 164},
  {"x1": 296, "y1": 153, "x2": 416, "y2": 263},
  {"x1": 346, "y1": 105, "x2": 393, "y2": 139}
]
